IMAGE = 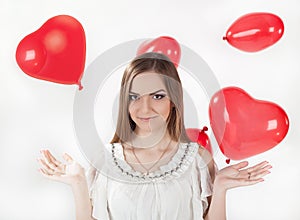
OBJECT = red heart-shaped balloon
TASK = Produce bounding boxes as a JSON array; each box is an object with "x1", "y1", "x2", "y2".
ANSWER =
[
  {"x1": 209, "y1": 87, "x2": 289, "y2": 160},
  {"x1": 186, "y1": 127, "x2": 213, "y2": 155},
  {"x1": 16, "y1": 15, "x2": 86, "y2": 89},
  {"x1": 223, "y1": 12, "x2": 284, "y2": 52},
  {"x1": 137, "y1": 36, "x2": 181, "y2": 67}
]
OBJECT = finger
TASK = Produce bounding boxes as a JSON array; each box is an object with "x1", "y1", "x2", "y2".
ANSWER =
[
  {"x1": 63, "y1": 153, "x2": 73, "y2": 163},
  {"x1": 45, "y1": 150, "x2": 66, "y2": 174},
  {"x1": 231, "y1": 177, "x2": 265, "y2": 188},
  {"x1": 39, "y1": 168, "x2": 50, "y2": 176},
  {"x1": 39, "y1": 167, "x2": 53, "y2": 176},
  {"x1": 249, "y1": 168, "x2": 271, "y2": 180},
  {"x1": 38, "y1": 168, "x2": 61, "y2": 181},
  {"x1": 37, "y1": 157, "x2": 65, "y2": 175},
  {"x1": 231, "y1": 161, "x2": 249, "y2": 170},
  {"x1": 41, "y1": 150, "x2": 58, "y2": 170},
  {"x1": 45, "y1": 150, "x2": 62, "y2": 167},
  {"x1": 249, "y1": 164, "x2": 272, "y2": 176},
  {"x1": 246, "y1": 161, "x2": 269, "y2": 173},
  {"x1": 37, "y1": 158, "x2": 55, "y2": 174},
  {"x1": 240, "y1": 162, "x2": 271, "y2": 179}
]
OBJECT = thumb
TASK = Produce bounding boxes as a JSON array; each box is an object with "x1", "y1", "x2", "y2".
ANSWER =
[
  {"x1": 231, "y1": 161, "x2": 249, "y2": 170},
  {"x1": 63, "y1": 153, "x2": 73, "y2": 163}
]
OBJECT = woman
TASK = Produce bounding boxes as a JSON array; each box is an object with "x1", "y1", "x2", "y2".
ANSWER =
[{"x1": 38, "y1": 52, "x2": 271, "y2": 220}]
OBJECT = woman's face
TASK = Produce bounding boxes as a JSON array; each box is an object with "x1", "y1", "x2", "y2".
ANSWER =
[{"x1": 128, "y1": 72, "x2": 172, "y2": 137}]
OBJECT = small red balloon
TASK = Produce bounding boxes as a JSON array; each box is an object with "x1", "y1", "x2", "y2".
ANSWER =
[
  {"x1": 186, "y1": 126, "x2": 213, "y2": 155},
  {"x1": 16, "y1": 15, "x2": 86, "y2": 90},
  {"x1": 223, "y1": 12, "x2": 284, "y2": 52},
  {"x1": 209, "y1": 87, "x2": 289, "y2": 160},
  {"x1": 137, "y1": 36, "x2": 181, "y2": 67}
]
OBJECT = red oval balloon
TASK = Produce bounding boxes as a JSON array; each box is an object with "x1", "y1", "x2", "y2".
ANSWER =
[
  {"x1": 137, "y1": 36, "x2": 181, "y2": 67},
  {"x1": 16, "y1": 15, "x2": 86, "y2": 90},
  {"x1": 186, "y1": 127, "x2": 213, "y2": 155},
  {"x1": 223, "y1": 12, "x2": 284, "y2": 52},
  {"x1": 209, "y1": 87, "x2": 289, "y2": 160}
]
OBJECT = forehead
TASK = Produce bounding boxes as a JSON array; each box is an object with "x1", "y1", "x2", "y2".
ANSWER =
[{"x1": 130, "y1": 72, "x2": 167, "y2": 94}]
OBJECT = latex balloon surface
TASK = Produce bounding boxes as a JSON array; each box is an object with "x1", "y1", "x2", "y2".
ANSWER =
[
  {"x1": 186, "y1": 127, "x2": 213, "y2": 155},
  {"x1": 223, "y1": 12, "x2": 284, "y2": 52},
  {"x1": 137, "y1": 36, "x2": 181, "y2": 67},
  {"x1": 16, "y1": 15, "x2": 86, "y2": 89},
  {"x1": 209, "y1": 87, "x2": 289, "y2": 160}
]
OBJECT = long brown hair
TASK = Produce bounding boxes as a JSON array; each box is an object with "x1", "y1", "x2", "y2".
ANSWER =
[{"x1": 110, "y1": 52, "x2": 191, "y2": 144}]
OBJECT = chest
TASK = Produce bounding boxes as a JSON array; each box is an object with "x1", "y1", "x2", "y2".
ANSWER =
[{"x1": 106, "y1": 178, "x2": 194, "y2": 219}]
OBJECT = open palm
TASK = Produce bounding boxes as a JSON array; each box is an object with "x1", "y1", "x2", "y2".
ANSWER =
[
  {"x1": 37, "y1": 149, "x2": 85, "y2": 186},
  {"x1": 215, "y1": 161, "x2": 272, "y2": 191}
]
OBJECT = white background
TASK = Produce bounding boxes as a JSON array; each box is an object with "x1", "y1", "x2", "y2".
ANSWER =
[{"x1": 1, "y1": 0, "x2": 300, "y2": 219}]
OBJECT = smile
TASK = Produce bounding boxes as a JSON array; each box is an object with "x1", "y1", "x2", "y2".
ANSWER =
[{"x1": 138, "y1": 116, "x2": 157, "y2": 121}]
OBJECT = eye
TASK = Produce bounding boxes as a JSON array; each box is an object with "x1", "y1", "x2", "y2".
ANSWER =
[
  {"x1": 153, "y1": 94, "x2": 166, "y2": 100},
  {"x1": 129, "y1": 94, "x2": 139, "y2": 101}
]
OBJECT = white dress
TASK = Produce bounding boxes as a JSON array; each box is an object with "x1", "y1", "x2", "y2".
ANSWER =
[{"x1": 87, "y1": 142, "x2": 214, "y2": 220}]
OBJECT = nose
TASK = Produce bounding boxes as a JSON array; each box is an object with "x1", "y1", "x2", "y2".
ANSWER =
[{"x1": 139, "y1": 95, "x2": 151, "y2": 113}]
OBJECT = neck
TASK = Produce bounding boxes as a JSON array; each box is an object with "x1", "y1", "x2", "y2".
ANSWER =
[
  {"x1": 129, "y1": 131, "x2": 173, "y2": 151},
  {"x1": 129, "y1": 124, "x2": 172, "y2": 149}
]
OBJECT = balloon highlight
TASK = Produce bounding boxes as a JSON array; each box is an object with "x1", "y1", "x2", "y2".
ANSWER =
[
  {"x1": 223, "y1": 12, "x2": 284, "y2": 52},
  {"x1": 16, "y1": 15, "x2": 86, "y2": 90},
  {"x1": 209, "y1": 86, "x2": 289, "y2": 160}
]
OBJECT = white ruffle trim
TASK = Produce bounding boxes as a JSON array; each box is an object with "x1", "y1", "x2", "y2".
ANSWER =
[{"x1": 106, "y1": 142, "x2": 199, "y2": 183}]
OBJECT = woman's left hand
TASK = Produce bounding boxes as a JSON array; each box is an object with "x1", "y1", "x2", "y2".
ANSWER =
[{"x1": 214, "y1": 161, "x2": 272, "y2": 192}]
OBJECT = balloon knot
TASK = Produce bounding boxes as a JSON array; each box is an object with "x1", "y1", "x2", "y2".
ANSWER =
[
  {"x1": 202, "y1": 126, "x2": 208, "y2": 132},
  {"x1": 222, "y1": 36, "x2": 227, "y2": 40},
  {"x1": 225, "y1": 159, "x2": 231, "y2": 164},
  {"x1": 78, "y1": 82, "x2": 83, "y2": 90}
]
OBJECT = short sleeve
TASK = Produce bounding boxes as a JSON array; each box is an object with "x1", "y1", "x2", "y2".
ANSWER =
[
  {"x1": 86, "y1": 166, "x2": 110, "y2": 220},
  {"x1": 196, "y1": 155, "x2": 218, "y2": 213}
]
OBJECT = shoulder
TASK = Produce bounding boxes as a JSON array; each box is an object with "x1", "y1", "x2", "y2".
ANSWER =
[
  {"x1": 196, "y1": 142, "x2": 216, "y2": 182},
  {"x1": 86, "y1": 165, "x2": 98, "y2": 187}
]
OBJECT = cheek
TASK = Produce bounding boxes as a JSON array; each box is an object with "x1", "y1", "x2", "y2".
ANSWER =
[
  {"x1": 158, "y1": 102, "x2": 171, "y2": 117},
  {"x1": 165, "y1": 106, "x2": 171, "y2": 117},
  {"x1": 128, "y1": 103, "x2": 136, "y2": 117}
]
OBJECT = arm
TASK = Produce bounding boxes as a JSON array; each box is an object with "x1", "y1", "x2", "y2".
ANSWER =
[
  {"x1": 37, "y1": 150, "x2": 96, "y2": 220},
  {"x1": 204, "y1": 184, "x2": 226, "y2": 220},
  {"x1": 198, "y1": 147, "x2": 223, "y2": 220},
  {"x1": 198, "y1": 147, "x2": 272, "y2": 220},
  {"x1": 205, "y1": 161, "x2": 272, "y2": 220},
  {"x1": 72, "y1": 175, "x2": 96, "y2": 220}
]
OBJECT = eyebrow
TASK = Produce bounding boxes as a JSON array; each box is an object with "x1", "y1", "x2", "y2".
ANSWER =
[{"x1": 129, "y1": 89, "x2": 167, "y2": 96}]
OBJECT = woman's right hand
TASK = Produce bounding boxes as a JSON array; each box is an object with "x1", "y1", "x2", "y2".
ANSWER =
[{"x1": 37, "y1": 149, "x2": 86, "y2": 186}]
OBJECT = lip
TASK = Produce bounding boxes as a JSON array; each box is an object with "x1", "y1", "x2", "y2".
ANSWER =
[{"x1": 138, "y1": 116, "x2": 157, "y2": 121}]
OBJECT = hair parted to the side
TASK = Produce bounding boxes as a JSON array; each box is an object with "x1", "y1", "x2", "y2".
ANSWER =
[{"x1": 110, "y1": 52, "x2": 191, "y2": 144}]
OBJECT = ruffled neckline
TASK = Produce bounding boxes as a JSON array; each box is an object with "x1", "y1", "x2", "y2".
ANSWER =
[{"x1": 107, "y1": 142, "x2": 199, "y2": 183}]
